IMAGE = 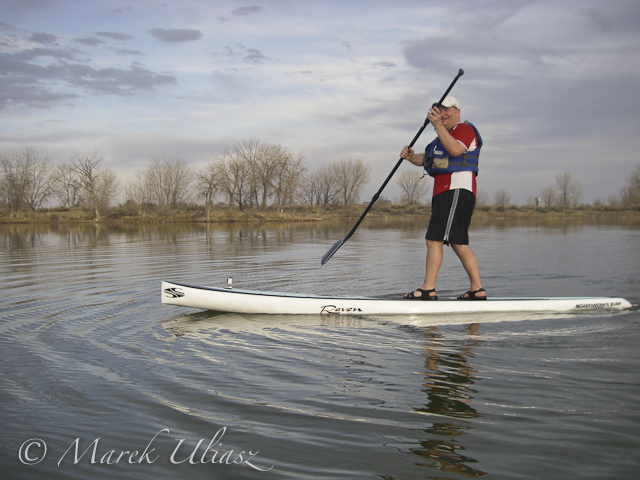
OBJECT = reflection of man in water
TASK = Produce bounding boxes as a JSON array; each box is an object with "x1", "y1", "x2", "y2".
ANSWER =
[
  {"x1": 419, "y1": 324, "x2": 479, "y2": 418},
  {"x1": 411, "y1": 324, "x2": 486, "y2": 477}
]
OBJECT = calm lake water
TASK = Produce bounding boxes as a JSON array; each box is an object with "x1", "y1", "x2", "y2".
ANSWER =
[{"x1": 1, "y1": 219, "x2": 639, "y2": 480}]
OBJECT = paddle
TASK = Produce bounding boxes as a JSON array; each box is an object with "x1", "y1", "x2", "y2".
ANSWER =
[{"x1": 321, "y1": 68, "x2": 465, "y2": 265}]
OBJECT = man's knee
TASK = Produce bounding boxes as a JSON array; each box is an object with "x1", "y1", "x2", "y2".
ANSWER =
[{"x1": 451, "y1": 243, "x2": 469, "y2": 255}]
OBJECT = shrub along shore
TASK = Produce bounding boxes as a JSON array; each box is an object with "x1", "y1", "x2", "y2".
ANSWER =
[{"x1": 1, "y1": 203, "x2": 639, "y2": 225}]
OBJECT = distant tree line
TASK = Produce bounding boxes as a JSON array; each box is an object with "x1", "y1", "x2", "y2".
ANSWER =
[
  {"x1": 487, "y1": 168, "x2": 640, "y2": 208},
  {"x1": 125, "y1": 139, "x2": 371, "y2": 219},
  {"x1": 0, "y1": 141, "x2": 372, "y2": 219},
  {"x1": 1, "y1": 143, "x2": 639, "y2": 218}
]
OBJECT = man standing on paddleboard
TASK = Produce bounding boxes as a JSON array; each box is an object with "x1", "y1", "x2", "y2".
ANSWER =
[{"x1": 400, "y1": 96, "x2": 486, "y2": 301}]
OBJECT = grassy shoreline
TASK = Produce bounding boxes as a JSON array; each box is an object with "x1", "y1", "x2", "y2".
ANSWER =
[{"x1": 1, "y1": 203, "x2": 639, "y2": 225}]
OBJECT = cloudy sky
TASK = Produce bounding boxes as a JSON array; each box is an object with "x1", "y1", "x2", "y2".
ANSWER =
[{"x1": 1, "y1": 0, "x2": 639, "y2": 205}]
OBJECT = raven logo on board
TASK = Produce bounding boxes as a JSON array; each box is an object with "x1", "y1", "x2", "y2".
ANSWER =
[
  {"x1": 164, "y1": 287, "x2": 185, "y2": 298},
  {"x1": 320, "y1": 305, "x2": 363, "y2": 314}
]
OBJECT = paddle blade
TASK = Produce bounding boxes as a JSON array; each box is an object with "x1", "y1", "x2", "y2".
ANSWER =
[{"x1": 321, "y1": 238, "x2": 345, "y2": 265}]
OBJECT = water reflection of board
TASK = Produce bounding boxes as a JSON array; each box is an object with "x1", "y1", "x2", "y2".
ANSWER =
[{"x1": 161, "y1": 281, "x2": 632, "y2": 316}]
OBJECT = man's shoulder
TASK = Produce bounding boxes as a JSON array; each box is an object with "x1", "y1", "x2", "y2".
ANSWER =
[
  {"x1": 450, "y1": 122, "x2": 477, "y2": 142},
  {"x1": 452, "y1": 122, "x2": 475, "y2": 133}
]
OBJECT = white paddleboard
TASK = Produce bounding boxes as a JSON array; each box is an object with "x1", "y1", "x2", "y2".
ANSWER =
[{"x1": 161, "y1": 281, "x2": 632, "y2": 316}]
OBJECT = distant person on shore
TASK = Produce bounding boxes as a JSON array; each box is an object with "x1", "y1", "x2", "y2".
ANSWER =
[{"x1": 400, "y1": 96, "x2": 486, "y2": 300}]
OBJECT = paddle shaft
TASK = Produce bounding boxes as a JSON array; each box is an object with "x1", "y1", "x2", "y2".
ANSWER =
[{"x1": 321, "y1": 68, "x2": 464, "y2": 265}]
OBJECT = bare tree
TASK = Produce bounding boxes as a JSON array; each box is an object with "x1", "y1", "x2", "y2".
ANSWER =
[
  {"x1": 215, "y1": 149, "x2": 253, "y2": 210},
  {"x1": 493, "y1": 189, "x2": 512, "y2": 207},
  {"x1": 235, "y1": 139, "x2": 274, "y2": 209},
  {"x1": 475, "y1": 190, "x2": 489, "y2": 206},
  {"x1": 125, "y1": 170, "x2": 154, "y2": 207},
  {"x1": 619, "y1": 165, "x2": 640, "y2": 206},
  {"x1": 396, "y1": 170, "x2": 429, "y2": 205},
  {"x1": 148, "y1": 157, "x2": 194, "y2": 207},
  {"x1": 96, "y1": 169, "x2": 119, "y2": 214},
  {"x1": 539, "y1": 186, "x2": 557, "y2": 208},
  {"x1": 0, "y1": 147, "x2": 53, "y2": 212},
  {"x1": 52, "y1": 163, "x2": 83, "y2": 208},
  {"x1": 21, "y1": 148, "x2": 53, "y2": 210},
  {"x1": 125, "y1": 157, "x2": 193, "y2": 209},
  {"x1": 196, "y1": 163, "x2": 221, "y2": 220},
  {"x1": 212, "y1": 140, "x2": 306, "y2": 210},
  {"x1": 334, "y1": 158, "x2": 370, "y2": 205},
  {"x1": 271, "y1": 148, "x2": 305, "y2": 208},
  {"x1": 69, "y1": 150, "x2": 102, "y2": 219},
  {"x1": 309, "y1": 164, "x2": 342, "y2": 206},
  {"x1": 0, "y1": 152, "x2": 25, "y2": 212},
  {"x1": 226, "y1": 140, "x2": 306, "y2": 210},
  {"x1": 555, "y1": 171, "x2": 582, "y2": 208},
  {"x1": 299, "y1": 170, "x2": 323, "y2": 206},
  {"x1": 68, "y1": 151, "x2": 119, "y2": 220}
]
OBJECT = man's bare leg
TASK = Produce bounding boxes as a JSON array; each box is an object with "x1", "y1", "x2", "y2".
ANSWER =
[
  {"x1": 451, "y1": 243, "x2": 485, "y2": 297},
  {"x1": 407, "y1": 239, "x2": 443, "y2": 298}
]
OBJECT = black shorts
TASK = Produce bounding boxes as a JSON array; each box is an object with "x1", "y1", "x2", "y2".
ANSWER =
[{"x1": 426, "y1": 189, "x2": 476, "y2": 245}]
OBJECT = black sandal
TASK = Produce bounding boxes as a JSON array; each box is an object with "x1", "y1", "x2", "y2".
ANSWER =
[
  {"x1": 458, "y1": 288, "x2": 487, "y2": 300},
  {"x1": 404, "y1": 288, "x2": 438, "y2": 300}
]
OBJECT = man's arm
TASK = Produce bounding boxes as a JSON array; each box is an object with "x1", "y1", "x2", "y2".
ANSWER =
[
  {"x1": 400, "y1": 146, "x2": 424, "y2": 166},
  {"x1": 433, "y1": 124, "x2": 468, "y2": 157}
]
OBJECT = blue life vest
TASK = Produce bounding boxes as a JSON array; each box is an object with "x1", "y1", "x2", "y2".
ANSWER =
[{"x1": 424, "y1": 121, "x2": 482, "y2": 177}]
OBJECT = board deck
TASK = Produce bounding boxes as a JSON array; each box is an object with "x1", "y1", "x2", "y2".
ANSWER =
[{"x1": 161, "y1": 281, "x2": 632, "y2": 316}]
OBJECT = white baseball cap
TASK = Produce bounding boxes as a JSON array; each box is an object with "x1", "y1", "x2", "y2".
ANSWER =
[{"x1": 435, "y1": 96, "x2": 460, "y2": 109}]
